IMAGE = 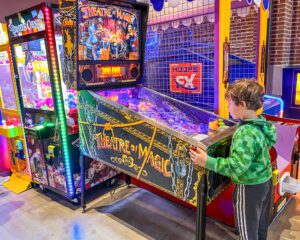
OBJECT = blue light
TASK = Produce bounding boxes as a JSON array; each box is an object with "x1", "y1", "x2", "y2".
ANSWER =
[
  {"x1": 264, "y1": 94, "x2": 284, "y2": 117},
  {"x1": 263, "y1": 0, "x2": 270, "y2": 10},
  {"x1": 72, "y1": 223, "x2": 82, "y2": 240}
]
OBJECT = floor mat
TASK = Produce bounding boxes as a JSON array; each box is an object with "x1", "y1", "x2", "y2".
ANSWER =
[{"x1": 3, "y1": 174, "x2": 31, "y2": 194}]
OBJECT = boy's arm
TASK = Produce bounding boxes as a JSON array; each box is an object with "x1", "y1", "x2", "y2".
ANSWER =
[{"x1": 205, "y1": 126, "x2": 257, "y2": 178}]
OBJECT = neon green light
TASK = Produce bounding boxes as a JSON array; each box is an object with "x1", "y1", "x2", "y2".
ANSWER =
[
  {"x1": 35, "y1": 125, "x2": 45, "y2": 130},
  {"x1": 43, "y1": 6, "x2": 74, "y2": 196}
]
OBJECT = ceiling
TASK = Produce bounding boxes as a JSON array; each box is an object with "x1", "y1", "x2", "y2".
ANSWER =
[{"x1": 0, "y1": 0, "x2": 58, "y2": 22}]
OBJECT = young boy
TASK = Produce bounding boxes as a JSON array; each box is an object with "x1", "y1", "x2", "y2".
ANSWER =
[{"x1": 190, "y1": 79, "x2": 276, "y2": 240}]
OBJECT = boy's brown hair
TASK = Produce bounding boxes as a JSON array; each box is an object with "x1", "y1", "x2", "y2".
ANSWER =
[{"x1": 225, "y1": 79, "x2": 264, "y2": 111}]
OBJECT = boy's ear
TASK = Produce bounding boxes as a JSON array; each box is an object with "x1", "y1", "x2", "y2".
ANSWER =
[{"x1": 240, "y1": 101, "x2": 247, "y2": 108}]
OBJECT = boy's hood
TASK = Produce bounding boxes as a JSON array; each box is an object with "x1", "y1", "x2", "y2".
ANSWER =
[{"x1": 240, "y1": 115, "x2": 276, "y2": 147}]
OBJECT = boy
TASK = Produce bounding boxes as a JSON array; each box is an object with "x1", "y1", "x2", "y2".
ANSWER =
[{"x1": 190, "y1": 79, "x2": 276, "y2": 240}]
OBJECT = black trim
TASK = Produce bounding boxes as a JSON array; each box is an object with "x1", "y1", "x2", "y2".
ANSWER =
[
  {"x1": 9, "y1": 36, "x2": 54, "y2": 116},
  {"x1": 23, "y1": 107, "x2": 55, "y2": 115},
  {"x1": 77, "y1": 80, "x2": 140, "y2": 91},
  {"x1": 9, "y1": 32, "x2": 46, "y2": 44},
  {"x1": 38, "y1": 182, "x2": 72, "y2": 199}
]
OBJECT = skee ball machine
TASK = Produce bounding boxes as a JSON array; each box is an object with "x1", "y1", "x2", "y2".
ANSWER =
[
  {"x1": 0, "y1": 22, "x2": 31, "y2": 192},
  {"x1": 6, "y1": 3, "x2": 81, "y2": 200},
  {"x1": 76, "y1": 0, "x2": 239, "y2": 233}
]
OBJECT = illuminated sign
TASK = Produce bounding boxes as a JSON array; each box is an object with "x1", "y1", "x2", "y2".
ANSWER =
[
  {"x1": 170, "y1": 63, "x2": 202, "y2": 94},
  {"x1": 296, "y1": 73, "x2": 300, "y2": 105},
  {"x1": 78, "y1": 1, "x2": 140, "y2": 61},
  {"x1": 100, "y1": 66, "x2": 123, "y2": 78},
  {"x1": 0, "y1": 52, "x2": 9, "y2": 64},
  {"x1": 32, "y1": 61, "x2": 49, "y2": 72},
  {"x1": 0, "y1": 23, "x2": 8, "y2": 45},
  {"x1": 7, "y1": 10, "x2": 45, "y2": 37},
  {"x1": 80, "y1": 5, "x2": 134, "y2": 23}
]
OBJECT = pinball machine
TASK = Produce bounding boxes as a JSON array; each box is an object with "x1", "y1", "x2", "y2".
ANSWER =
[
  {"x1": 74, "y1": 1, "x2": 300, "y2": 235},
  {"x1": 76, "y1": 0, "x2": 240, "y2": 231}
]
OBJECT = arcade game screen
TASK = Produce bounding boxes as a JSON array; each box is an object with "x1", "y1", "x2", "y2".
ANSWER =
[
  {"x1": 13, "y1": 39, "x2": 54, "y2": 111},
  {"x1": 97, "y1": 86, "x2": 234, "y2": 140},
  {"x1": 78, "y1": 2, "x2": 140, "y2": 61},
  {"x1": 0, "y1": 51, "x2": 17, "y2": 110}
]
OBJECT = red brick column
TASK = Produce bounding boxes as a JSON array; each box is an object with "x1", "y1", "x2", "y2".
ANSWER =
[
  {"x1": 290, "y1": 1, "x2": 300, "y2": 65},
  {"x1": 230, "y1": 6, "x2": 258, "y2": 63},
  {"x1": 268, "y1": 0, "x2": 300, "y2": 95},
  {"x1": 269, "y1": 0, "x2": 293, "y2": 66}
]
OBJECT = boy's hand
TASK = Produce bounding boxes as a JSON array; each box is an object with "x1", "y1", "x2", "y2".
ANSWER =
[{"x1": 190, "y1": 147, "x2": 207, "y2": 167}]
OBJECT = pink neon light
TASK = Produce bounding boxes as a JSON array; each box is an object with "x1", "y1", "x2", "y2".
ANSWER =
[{"x1": 0, "y1": 136, "x2": 11, "y2": 172}]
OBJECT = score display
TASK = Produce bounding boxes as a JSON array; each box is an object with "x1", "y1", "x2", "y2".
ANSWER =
[
  {"x1": 98, "y1": 66, "x2": 124, "y2": 78},
  {"x1": 78, "y1": 63, "x2": 140, "y2": 88}
]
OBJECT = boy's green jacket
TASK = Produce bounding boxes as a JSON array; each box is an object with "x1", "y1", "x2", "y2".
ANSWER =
[{"x1": 205, "y1": 115, "x2": 276, "y2": 185}]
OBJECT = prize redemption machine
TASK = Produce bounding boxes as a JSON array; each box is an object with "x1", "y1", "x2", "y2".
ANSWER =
[
  {"x1": 282, "y1": 67, "x2": 300, "y2": 119},
  {"x1": 77, "y1": 0, "x2": 239, "y2": 231},
  {"x1": 5, "y1": 3, "x2": 82, "y2": 201},
  {"x1": 0, "y1": 23, "x2": 31, "y2": 192}
]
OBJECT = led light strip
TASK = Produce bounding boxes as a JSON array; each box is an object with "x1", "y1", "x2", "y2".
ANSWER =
[
  {"x1": 43, "y1": 6, "x2": 74, "y2": 197},
  {"x1": 264, "y1": 94, "x2": 284, "y2": 118}
]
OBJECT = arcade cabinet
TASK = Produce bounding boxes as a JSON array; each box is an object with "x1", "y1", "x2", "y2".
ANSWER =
[
  {"x1": 282, "y1": 67, "x2": 300, "y2": 119},
  {"x1": 76, "y1": 0, "x2": 241, "y2": 232},
  {"x1": 6, "y1": 2, "x2": 118, "y2": 201},
  {"x1": 6, "y1": 3, "x2": 80, "y2": 200},
  {"x1": 0, "y1": 22, "x2": 31, "y2": 192},
  {"x1": 75, "y1": 0, "x2": 300, "y2": 231}
]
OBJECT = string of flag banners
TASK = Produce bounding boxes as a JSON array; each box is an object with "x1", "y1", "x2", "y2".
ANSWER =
[{"x1": 148, "y1": 0, "x2": 270, "y2": 11}]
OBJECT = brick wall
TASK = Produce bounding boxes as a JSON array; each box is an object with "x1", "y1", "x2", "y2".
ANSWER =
[
  {"x1": 269, "y1": 0, "x2": 293, "y2": 65},
  {"x1": 267, "y1": 0, "x2": 300, "y2": 96},
  {"x1": 290, "y1": 0, "x2": 300, "y2": 65},
  {"x1": 269, "y1": 0, "x2": 300, "y2": 66},
  {"x1": 230, "y1": 6, "x2": 258, "y2": 63}
]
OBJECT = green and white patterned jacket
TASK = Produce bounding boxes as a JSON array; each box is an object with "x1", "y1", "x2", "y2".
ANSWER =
[{"x1": 205, "y1": 115, "x2": 276, "y2": 185}]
